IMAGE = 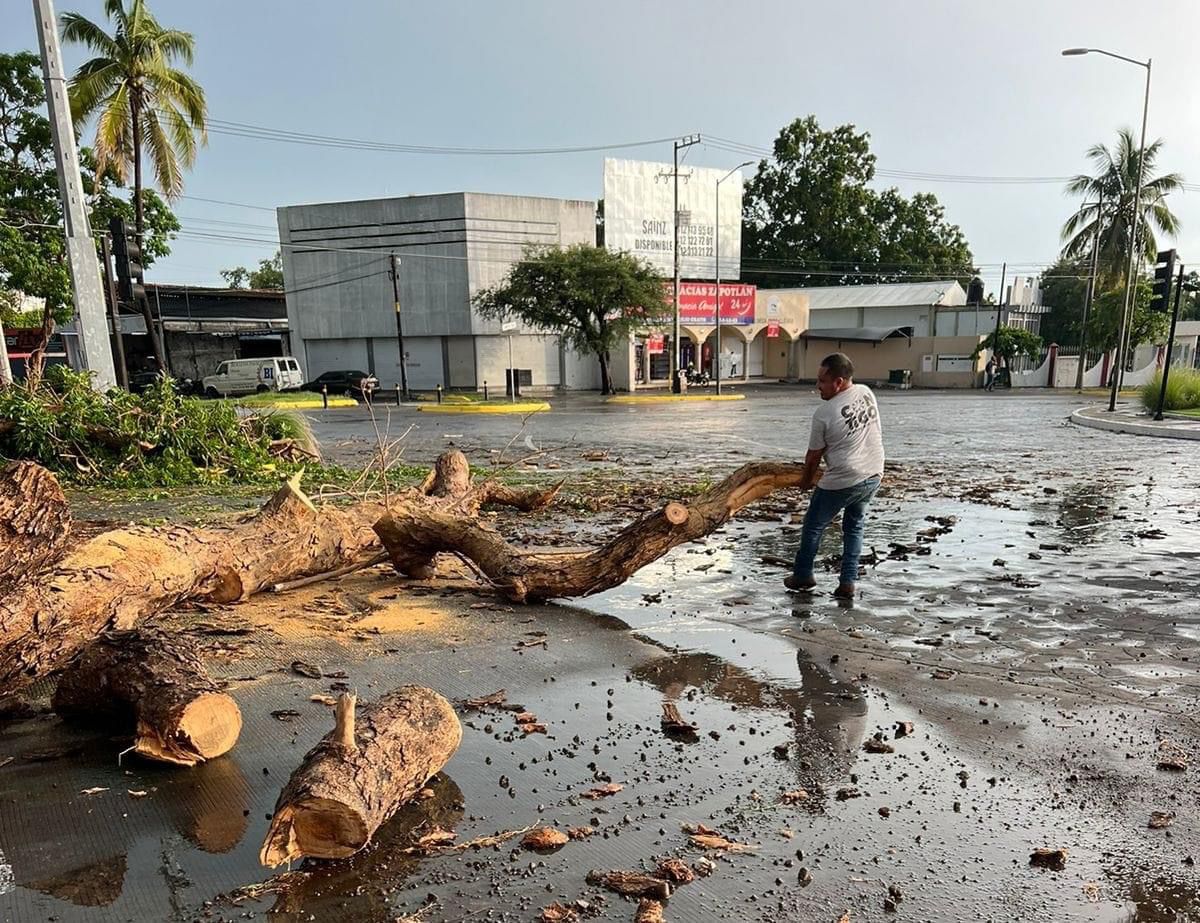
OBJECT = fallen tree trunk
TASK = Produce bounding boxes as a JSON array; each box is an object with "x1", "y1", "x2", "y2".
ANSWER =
[
  {"x1": 0, "y1": 473, "x2": 384, "y2": 696},
  {"x1": 261, "y1": 688, "x2": 462, "y2": 866},
  {"x1": 0, "y1": 461, "x2": 71, "y2": 594},
  {"x1": 375, "y1": 461, "x2": 810, "y2": 601},
  {"x1": 52, "y1": 628, "x2": 242, "y2": 766}
]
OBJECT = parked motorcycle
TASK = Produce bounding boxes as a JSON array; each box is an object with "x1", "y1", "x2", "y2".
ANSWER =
[{"x1": 685, "y1": 366, "x2": 711, "y2": 387}]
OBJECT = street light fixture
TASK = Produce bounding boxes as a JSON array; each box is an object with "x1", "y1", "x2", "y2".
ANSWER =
[
  {"x1": 1062, "y1": 46, "x2": 1152, "y2": 411},
  {"x1": 714, "y1": 161, "x2": 752, "y2": 396}
]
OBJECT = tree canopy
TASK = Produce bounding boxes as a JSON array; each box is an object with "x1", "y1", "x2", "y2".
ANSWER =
[
  {"x1": 971, "y1": 326, "x2": 1044, "y2": 366},
  {"x1": 741, "y1": 116, "x2": 975, "y2": 288},
  {"x1": 62, "y1": 0, "x2": 207, "y2": 205},
  {"x1": 1060, "y1": 129, "x2": 1183, "y2": 283},
  {"x1": 473, "y1": 244, "x2": 668, "y2": 394},
  {"x1": 0, "y1": 51, "x2": 177, "y2": 328},
  {"x1": 221, "y1": 250, "x2": 284, "y2": 290}
]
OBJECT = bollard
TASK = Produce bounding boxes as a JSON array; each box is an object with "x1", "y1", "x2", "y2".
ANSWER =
[
  {"x1": 396, "y1": 382, "x2": 402, "y2": 406},
  {"x1": 483, "y1": 381, "x2": 488, "y2": 401},
  {"x1": 321, "y1": 384, "x2": 328, "y2": 409},
  {"x1": 436, "y1": 384, "x2": 443, "y2": 404}
]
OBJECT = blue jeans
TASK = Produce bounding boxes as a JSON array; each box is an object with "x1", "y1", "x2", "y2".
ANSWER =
[{"x1": 793, "y1": 475, "x2": 881, "y2": 586}]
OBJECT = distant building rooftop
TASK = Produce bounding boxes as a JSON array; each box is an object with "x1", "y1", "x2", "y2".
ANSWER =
[{"x1": 776, "y1": 281, "x2": 967, "y2": 310}]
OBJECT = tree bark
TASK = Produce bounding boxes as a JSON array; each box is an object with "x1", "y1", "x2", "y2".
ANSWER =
[
  {"x1": 52, "y1": 628, "x2": 242, "y2": 766},
  {"x1": 598, "y1": 351, "x2": 612, "y2": 395},
  {"x1": 0, "y1": 472, "x2": 383, "y2": 696},
  {"x1": 260, "y1": 687, "x2": 462, "y2": 866},
  {"x1": 375, "y1": 461, "x2": 810, "y2": 602},
  {"x1": 0, "y1": 461, "x2": 71, "y2": 595}
]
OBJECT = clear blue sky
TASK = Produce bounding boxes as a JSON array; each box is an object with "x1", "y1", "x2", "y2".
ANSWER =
[{"x1": 5, "y1": 0, "x2": 1199, "y2": 297}]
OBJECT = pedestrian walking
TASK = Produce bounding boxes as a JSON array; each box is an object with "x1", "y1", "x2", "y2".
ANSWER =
[
  {"x1": 785, "y1": 353, "x2": 884, "y2": 600},
  {"x1": 984, "y1": 355, "x2": 996, "y2": 391}
]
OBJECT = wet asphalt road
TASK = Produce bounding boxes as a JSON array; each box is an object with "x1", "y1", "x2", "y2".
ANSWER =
[{"x1": 3, "y1": 386, "x2": 1199, "y2": 923}]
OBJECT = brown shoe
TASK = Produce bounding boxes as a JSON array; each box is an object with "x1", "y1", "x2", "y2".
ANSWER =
[
  {"x1": 784, "y1": 576, "x2": 817, "y2": 592},
  {"x1": 833, "y1": 583, "x2": 856, "y2": 599}
]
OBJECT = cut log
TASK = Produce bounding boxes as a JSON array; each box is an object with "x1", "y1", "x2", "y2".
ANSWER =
[
  {"x1": 0, "y1": 472, "x2": 384, "y2": 696},
  {"x1": 52, "y1": 628, "x2": 242, "y2": 766},
  {"x1": 0, "y1": 461, "x2": 71, "y2": 593},
  {"x1": 585, "y1": 869, "x2": 672, "y2": 900},
  {"x1": 375, "y1": 461, "x2": 810, "y2": 601},
  {"x1": 260, "y1": 687, "x2": 462, "y2": 866}
]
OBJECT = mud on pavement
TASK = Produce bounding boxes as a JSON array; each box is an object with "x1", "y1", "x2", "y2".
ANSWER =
[{"x1": 2, "y1": 390, "x2": 1199, "y2": 923}]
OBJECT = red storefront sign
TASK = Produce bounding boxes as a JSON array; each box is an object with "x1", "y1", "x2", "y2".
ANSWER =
[
  {"x1": 664, "y1": 282, "x2": 756, "y2": 326},
  {"x1": 646, "y1": 333, "x2": 665, "y2": 354},
  {"x1": 766, "y1": 320, "x2": 781, "y2": 338}
]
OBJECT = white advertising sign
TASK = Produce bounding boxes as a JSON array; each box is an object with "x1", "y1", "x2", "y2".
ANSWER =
[{"x1": 603, "y1": 158, "x2": 743, "y2": 280}]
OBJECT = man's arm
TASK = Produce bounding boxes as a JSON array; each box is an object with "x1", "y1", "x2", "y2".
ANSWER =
[{"x1": 800, "y1": 448, "x2": 824, "y2": 490}]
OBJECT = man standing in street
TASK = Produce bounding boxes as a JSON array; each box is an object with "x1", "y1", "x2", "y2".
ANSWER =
[
  {"x1": 984, "y1": 355, "x2": 997, "y2": 391},
  {"x1": 785, "y1": 353, "x2": 884, "y2": 599}
]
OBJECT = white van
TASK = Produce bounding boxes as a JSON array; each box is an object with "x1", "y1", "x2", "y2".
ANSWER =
[{"x1": 202, "y1": 357, "x2": 303, "y2": 397}]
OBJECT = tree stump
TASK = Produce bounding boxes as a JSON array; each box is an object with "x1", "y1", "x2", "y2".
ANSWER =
[
  {"x1": 261, "y1": 687, "x2": 462, "y2": 866},
  {"x1": 53, "y1": 629, "x2": 242, "y2": 766}
]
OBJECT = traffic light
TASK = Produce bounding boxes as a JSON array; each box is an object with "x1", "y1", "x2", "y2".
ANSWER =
[
  {"x1": 109, "y1": 216, "x2": 145, "y2": 303},
  {"x1": 1150, "y1": 249, "x2": 1176, "y2": 313}
]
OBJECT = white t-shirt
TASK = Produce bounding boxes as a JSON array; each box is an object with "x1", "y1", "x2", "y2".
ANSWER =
[{"x1": 808, "y1": 383, "x2": 885, "y2": 491}]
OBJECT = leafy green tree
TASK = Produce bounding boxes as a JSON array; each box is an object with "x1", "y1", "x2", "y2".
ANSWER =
[
  {"x1": 62, "y1": 0, "x2": 206, "y2": 364},
  {"x1": 971, "y1": 326, "x2": 1044, "y2": 366},
  {"x1": 221, "y1": 251, "x2": 283, "y2": 290},
  {"x1": 1088, "y1": 280, "x2": 1167, "y2": 355},
  {"x1": 473, "y1": 244, "x2": 668, "y2": 395},
  {"x1": 1061, "y1": 129, "x2": 1183, "y2": 283},
  {"x1": 0, "y1": 52, "x2": 177, "y2": 331},
  {"x1": 741, "y1": 116, "x2": 975, "y2": 287},
  {"x1": 1038, "y1": 259, "x2": 1092, "y2": 346}
]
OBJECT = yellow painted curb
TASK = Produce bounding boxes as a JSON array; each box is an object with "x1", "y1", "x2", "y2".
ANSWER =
[
  {"x1": 607, "y1": 393, "x2": 746, "y2": 405},
  {"x1": 238, "y1": 397, "x2": 358, "y2": 410},
  {"x1": 417, "y1": 401, "x2": 551, "y2": 414}
]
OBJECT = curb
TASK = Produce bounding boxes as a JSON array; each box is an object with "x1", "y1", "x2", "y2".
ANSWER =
[
  {"x1": 1069, "y1": 407, "x2": 1200, "y2": 441},
  {"x1": 417, "y1": 401, "x2": 551, "y2": 414},
  {"x1": 239, "y1": 398, "x2": 358, "y2": 410},
  {"x1": 606, "y1": 393, "x2": 747, "y2": 405}
]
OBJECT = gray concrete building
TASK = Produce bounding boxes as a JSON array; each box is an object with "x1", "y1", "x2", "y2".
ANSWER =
[{"x1": 277, "y1": 192, "x2": 598, "y2": 392}]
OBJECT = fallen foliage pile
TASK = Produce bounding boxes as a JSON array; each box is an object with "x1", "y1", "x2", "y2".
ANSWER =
[{"x1": 0, "y1": 367, "x2": 315, "y2": 486}]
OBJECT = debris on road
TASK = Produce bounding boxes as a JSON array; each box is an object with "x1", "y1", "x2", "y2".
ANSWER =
[{"x1": 1029, "y1": 848, "x2": 1069, "y2": 870}]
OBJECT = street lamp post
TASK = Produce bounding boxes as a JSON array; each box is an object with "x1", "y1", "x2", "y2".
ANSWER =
[
  {"x1": 714, "y1": 161, "x2": 752, "y2": 396},
  {"x1": 1062, "y1": 47, "x2": 1151, "y2": 411},
  {"x1": 1074, "y1": 192, "x2": 1104, "y2": 392}
]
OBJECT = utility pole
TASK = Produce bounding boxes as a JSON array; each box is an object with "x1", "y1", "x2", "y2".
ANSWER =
[
  {"x1": 991, "y1": 262, "x2": 1007, "y2": 383},
  {"x1": 1153, "y1": 262, "x2": 1186, "y2": 421},
  {"x1": 100, "y1": 234, "x2": 128, "y2": 389},
  {"x1": 667, "y1": 134, "x2": 700, "y2": 393},
  {"x1": 32, "y1": 0, "x2": 116, "y2": 390},
  {"x1": 1075, "y1": 190, "x2": 1103, "y2": 391},
  {"x1": 389, "y1": 254, "x2": 409, "y2": 401}
]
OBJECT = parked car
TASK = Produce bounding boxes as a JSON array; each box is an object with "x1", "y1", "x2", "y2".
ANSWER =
[
  {"x1": 201, "y1": 357, "x2": 304, "y2": 398},
  {"x1": 301, "y1": 370, "x2": 379, "y2": 399},
  {"x1": 127, "y1": 370, "x2": 197, "y2": 395}
]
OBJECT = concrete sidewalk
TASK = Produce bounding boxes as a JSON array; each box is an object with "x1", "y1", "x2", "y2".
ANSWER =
[{"x1": 1071, "y1": 404, "x2": 1200, "y2": 440}]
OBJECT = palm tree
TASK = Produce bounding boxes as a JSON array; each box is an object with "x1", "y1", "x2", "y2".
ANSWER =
[
  {"x1": 1060, "y1": 128, "x2": 1182, "y2": 284},
  {"x1": 61, "y1": 0, "x2": 206, "y2": 365}
]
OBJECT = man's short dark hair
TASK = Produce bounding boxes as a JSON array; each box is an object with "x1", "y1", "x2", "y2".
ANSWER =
[{"x1": 820, "y1": 353, "x2": 854, "y2": 380}]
